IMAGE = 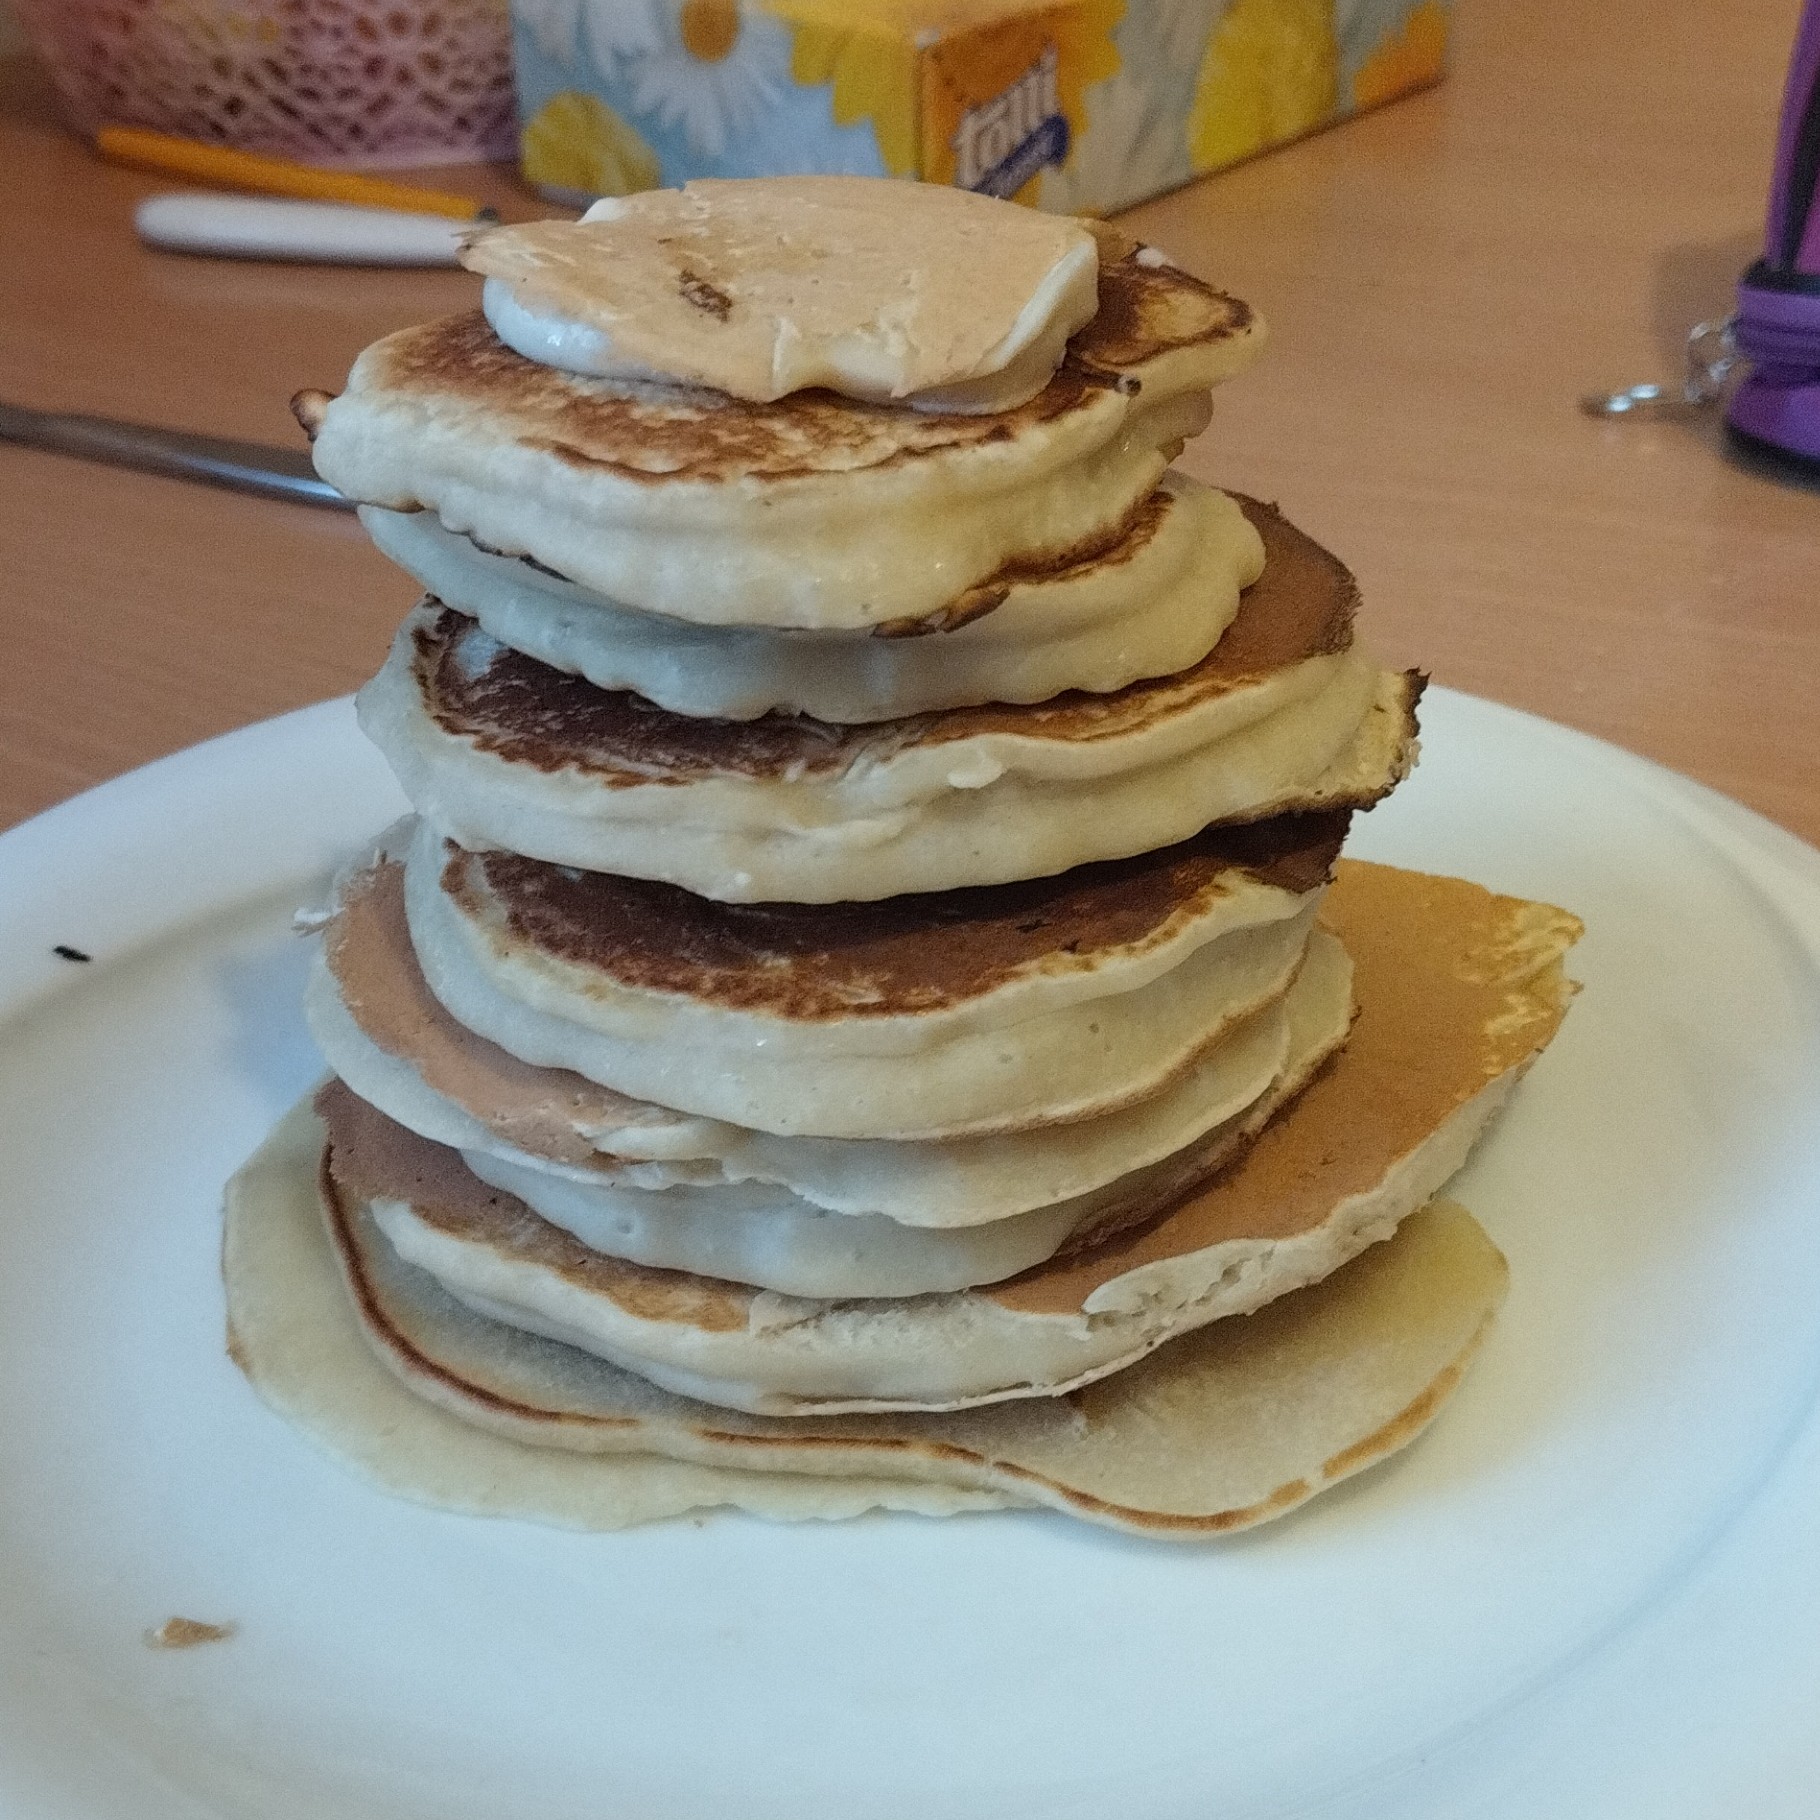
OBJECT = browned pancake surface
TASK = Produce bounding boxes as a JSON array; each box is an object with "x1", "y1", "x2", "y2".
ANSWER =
[
  {"x1": 348, "y1": 240, "x2": 1252, "y2": 490},
  {"x1": 985, "y1": 861, "x2": 1582, "y2": 1312},
  {"x1": 327, "y1": 859, "x2": 658, "y2": 1168},
  {"x1": 1077, "y1": 225, "x2": 1254, "y2": 372},
  {"x1": 413, "y1": 496, "x2": 1356, "y2": 785},
  {"x1": 441, "y1": 811, "x2": 1347, "y2": 1019},
  {"x1": 876, "y1": 486, "x2": 1177, "y2": 636}
]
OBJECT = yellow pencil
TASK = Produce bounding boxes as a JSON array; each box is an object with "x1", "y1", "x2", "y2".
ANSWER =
[{"x1": 95, "y1": 126, "x2": 490, "y2": 222}]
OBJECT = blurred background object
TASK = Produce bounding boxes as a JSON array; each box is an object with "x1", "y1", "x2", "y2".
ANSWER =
[
  {"x1": 4, "y1": 0, "x2": 1816, "y2": 854},
  {"x1": 12, "y1": 0, "x2": 516, "y2": 166},
  {"x1": 1727, "y1": 0, "x2": 1820, "y2": 462},
  {"x1": 132, "y1": 190, "x2": 471, "y2": 260},
  {"x1": 98, "y1": 124, "x2": 493, "y2": 213},
  {"x1": 509, "y1": 0, "x2": 1451, "y2": 213},
  {"x1": 0, "y1": 0, "x2": 1454, "y2": 208},
  {"x1": 1577, "y1": 0, "x2": 1819, "y2": 468}
]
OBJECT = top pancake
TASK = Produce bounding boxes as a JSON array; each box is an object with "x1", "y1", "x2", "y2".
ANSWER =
[
  {"x1": 326, "y1": 238, "x2": 1252, "y2": 489},
  {"x1": 304, "y1": 235, "x2": 1262, "y2": 630},
  {"x1": 343, "y1": 309, "x2": 1124, "y2": 485}
]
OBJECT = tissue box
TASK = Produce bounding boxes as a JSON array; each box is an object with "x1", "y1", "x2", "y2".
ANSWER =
[{"x1": 510, "y1": 0, "x2": 1448, "y2": 214}]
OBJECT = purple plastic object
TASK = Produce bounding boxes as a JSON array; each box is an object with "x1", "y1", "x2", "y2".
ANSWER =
[{"x1": 1727, "y1": 0, "x2": 1820, "y2": 462}]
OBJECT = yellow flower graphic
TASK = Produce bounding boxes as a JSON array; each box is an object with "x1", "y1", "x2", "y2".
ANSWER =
[
  {"x1": 521, "y1": 90, "x2": 662, "y2": 198},
  {"x1": 1351, "y1": 0, "x2": 1446, "y2": 110},
  {"x1": 1049, "y1": 0, "x2": 1129, "y2": 149},
  {"x1": 779, "y1": 4, "x2": 919, "y2": 177},
  {"x1": 1187, "y1": 0, "x2": 1338, "y2": 174},
  {"x1": 1057, "y1": 0, "x2": 1127, "y2": 95}
]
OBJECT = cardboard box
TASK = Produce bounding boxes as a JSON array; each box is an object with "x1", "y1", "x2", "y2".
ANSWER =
[{"x1": 511, "y1": 0, "x2": 1449, "y2": 215}]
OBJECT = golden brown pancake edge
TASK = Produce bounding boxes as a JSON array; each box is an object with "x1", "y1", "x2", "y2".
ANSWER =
[
  {"x1": 411, "y1": 494, "x2": 1360, "y2": 785},
  {"x1": 437, "y1": 808, "x2": 1349, "y2": 1020}
]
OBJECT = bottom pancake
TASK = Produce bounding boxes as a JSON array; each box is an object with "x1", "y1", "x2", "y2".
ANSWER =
[{"x1": 224, "y1": 1099, "x2": 1507, "y2": 1540}]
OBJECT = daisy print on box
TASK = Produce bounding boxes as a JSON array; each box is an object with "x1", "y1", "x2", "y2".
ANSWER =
[
  {"x1": 620, "y1": 0, "x2": 792, "y2": 160},
  {"x1": 511, "y1": 0, "x2": 888, "y2": 199},
  {"x1": 1041, "y1": 0, "x2": 1215, "y2": 215},
  {"x1": 512, "y1": 0, "x2": 660, "y2": 71},
  {"x1": 509, "y1": 0, "x2": 1449, "y2": 210}
]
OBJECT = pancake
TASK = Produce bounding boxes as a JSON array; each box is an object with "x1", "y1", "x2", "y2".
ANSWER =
[
  {"x1": 302, "y1": 234, "x2": 1260, "y2": 631},
  {"x1": 310, "y1": 852, "x2": 1350, "y2": 1227},
  {"x1": 465, "y1": 178, "x2": 1102, "y2": 411},
  {"x1": 358, "y1": 473, "x2": 1267, "y2": 723},
  {"x1": 311, "y1": 935, "x2": 1349, "y2": 1299},
  {"x1": 223, "y1": 1101, "x2": 1031, "y2": 1530},
  {"x1": 224, "y1": 1094, "x2": 1508, "y2": 1537},
  {"x1": 360, "y1": 500, "x2": 1423, "y2": 903},
  {"x1": 311, "y1": 851, "x2": 718, "y2": 1171},
  {"x1": 329, "y1": 861, "x2": 1581, "y2": 1415},
  {"x1": 250, "y1": 175, "x2": 1554, "y2": 1535},
  {"x1": 402, "y1": 811, "x2": 1346, "y2": 1139}
]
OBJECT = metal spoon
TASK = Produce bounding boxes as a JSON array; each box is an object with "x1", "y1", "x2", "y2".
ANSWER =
[{"x1": 0, "y1": 399, "x2": 350, "y2": 509}]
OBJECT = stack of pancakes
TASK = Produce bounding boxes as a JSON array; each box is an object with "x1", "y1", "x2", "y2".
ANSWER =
[{"x1": 228, "y1": 188, "x2": 1580, "y2": 1537}]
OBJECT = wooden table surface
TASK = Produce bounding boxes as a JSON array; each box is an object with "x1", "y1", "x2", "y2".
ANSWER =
[{"x1": 2, "y1": 0, "x2": 1815, "y2": 841}]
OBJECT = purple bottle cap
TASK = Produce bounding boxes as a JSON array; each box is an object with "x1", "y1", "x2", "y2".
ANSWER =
[{"x1": 1728, "y1": 0, "x2": 1820, "y2": 461}]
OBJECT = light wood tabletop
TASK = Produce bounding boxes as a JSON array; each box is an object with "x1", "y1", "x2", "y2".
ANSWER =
[{"x1": 1, "y1": 0, "x2": 1814, "y2": 841}]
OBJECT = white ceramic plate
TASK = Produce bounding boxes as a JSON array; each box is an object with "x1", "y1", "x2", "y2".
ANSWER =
[{"x1": 1, "y1": 688, "x2": 1818, "y2": 1820}]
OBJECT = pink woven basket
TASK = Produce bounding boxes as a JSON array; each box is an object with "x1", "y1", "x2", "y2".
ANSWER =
[{"x1": 16, "y1": 0, "x2": 518, "y2": 167}]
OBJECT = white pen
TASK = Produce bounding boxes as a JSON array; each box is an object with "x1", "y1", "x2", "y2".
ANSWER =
[{"x1": 134, "y1": 191, "x2": 476, "y2": 266}]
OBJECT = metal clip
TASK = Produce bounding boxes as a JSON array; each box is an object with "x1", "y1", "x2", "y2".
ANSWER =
[{"x1": 1579, "y1": 317, "x2": 1740, "y2": 418}]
